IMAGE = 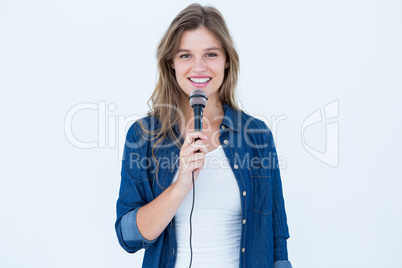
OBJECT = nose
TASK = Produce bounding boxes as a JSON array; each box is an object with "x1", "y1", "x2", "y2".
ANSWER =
[{"x1": 191, "y1": 57, "x2": 207, "y2": 73}]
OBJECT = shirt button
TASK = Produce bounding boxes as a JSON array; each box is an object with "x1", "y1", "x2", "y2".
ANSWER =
[
  {"x1": 234, "y1": 164, "x2": 238, "y2": 169},
  {"x1": 242, "y1": 248, "x2": 245, "y2": 253},
  {"x1": 243, "y1": 191, "x2": 246, "y2": 196},
  {"x1": 224, "y1": 139, "x2": 228, "y2": 144},
  {"x1": 242, "y1": 219, "x2": 246, "y2": 224}
]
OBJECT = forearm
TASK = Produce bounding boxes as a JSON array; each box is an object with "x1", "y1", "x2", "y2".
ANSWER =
[{"x1": 136, "y1": 180, "x2": 190, "y2": 241}]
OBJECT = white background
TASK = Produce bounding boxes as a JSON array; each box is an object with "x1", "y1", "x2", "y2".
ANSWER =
[{"x1": 1, "y1": 0, "x2": 401, "y2": 267}]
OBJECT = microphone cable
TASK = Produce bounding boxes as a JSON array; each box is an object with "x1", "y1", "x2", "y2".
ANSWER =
[
  {"x1": 189, "y1": 138, "x2": 200, "y2": 268},
  {"x1": 189, "y1": 169, "x2": 195, "y2": 268}
]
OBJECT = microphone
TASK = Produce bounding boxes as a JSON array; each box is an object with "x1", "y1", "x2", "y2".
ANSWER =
[
  {"x1": 187, "y1": 89, "x2": 208, "y2": 268},
  {"x1": 189, "y1": 89, "x2": 208, "y2": 136}
]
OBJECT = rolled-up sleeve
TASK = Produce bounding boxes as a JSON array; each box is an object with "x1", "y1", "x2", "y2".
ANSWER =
[
  {"x1": 120, "y1": 207, "x2": 158, "y2": 248},
  {"x1": 274, "y1": 260, "x2": 293, "y2": 268}
]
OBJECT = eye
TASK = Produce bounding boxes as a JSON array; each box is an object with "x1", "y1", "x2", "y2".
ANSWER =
[
  {"x1": 179, "y1": 54, "x2": 191, "y2": 59},
  {"x1": 206, "y1": 53, "x2": 217, "y2": 57}
]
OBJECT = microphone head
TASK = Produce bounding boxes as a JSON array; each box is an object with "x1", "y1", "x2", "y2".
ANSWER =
[{"x1": 189, "y1": 89, "x2": 208, "y2": 107}]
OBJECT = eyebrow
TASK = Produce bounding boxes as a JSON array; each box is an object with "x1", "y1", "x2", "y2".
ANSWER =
[{"x1": 177, "y1": 47, "x2": 222, "y2": 53}]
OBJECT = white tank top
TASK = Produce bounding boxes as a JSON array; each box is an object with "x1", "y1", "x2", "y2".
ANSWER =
[{"x1": 172, "y1": 145, "x2": 242, "y2": 268}]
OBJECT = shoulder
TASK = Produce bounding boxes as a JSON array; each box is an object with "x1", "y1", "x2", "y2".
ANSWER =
[
  {"x1": 222, "y1": 102, "x2": 271, "y2": 135},
  {"x1": 123, "y1": 116, "x2": 163, "y2": 152},
  {"x1": 239, "y1": 110, "x2": 271, "y2": 135},
  {"x1": 126, "y1": 115, "x2": 161, "y2": 139}
]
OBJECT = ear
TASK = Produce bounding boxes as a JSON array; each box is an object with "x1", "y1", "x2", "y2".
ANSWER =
[
  {"x1": 225, "y1": 61, "x2": 229, "y2": 69},
  {"x1": 170, "y1": 61, "x2": 175, "y2": 69}
]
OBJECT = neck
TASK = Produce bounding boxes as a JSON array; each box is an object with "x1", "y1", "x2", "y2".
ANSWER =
[{"x1": 180, "y1": 96, "x2": 224, "y2": 131}]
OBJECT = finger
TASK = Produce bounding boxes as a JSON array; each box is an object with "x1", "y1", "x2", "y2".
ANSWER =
[
  {"x1": 184, "y1": 131, "x2": 207, "y2": 146},
  {"x1": 188, "y1": 158, "x2": 205, "y2": 172},
  {"x1": 179, "y1": 154, "x2": 205, "y2": 173},
  {"x1": 179, "y1": 160, "x2": 205, "y2": 174},
  {"x1": 180, "y1": 152, "x2": 205, "y2": 163},
  {"x1": 182, "y1": 141, "x2": 208, "y2": 155},
  {"x1": 190, "y1": 142, "x2": 208, "y2": 154},
  {"x1": 192, "y1": 152, "x2": 206, "y2": 162}
]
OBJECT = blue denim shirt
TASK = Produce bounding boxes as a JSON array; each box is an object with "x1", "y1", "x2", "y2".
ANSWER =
[{"x1": 115, "y1": 102, "x2": 292, "y2": 268}]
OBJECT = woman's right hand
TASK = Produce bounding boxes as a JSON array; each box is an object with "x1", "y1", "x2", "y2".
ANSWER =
[{"x1": 175, "y1": 131, "x2": 208, "y2": 192}]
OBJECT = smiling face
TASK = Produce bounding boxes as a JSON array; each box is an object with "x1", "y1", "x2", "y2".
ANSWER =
[{"x1": 171, "y1": 26, "x2": 229, "y2": 104}]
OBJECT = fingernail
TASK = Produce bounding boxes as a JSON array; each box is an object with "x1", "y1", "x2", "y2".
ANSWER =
[{"x1": 203, "y1": 135, "x2": 208, "y2": 139}]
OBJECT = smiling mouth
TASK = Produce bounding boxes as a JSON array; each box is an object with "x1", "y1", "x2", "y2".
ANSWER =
[{"x1": 188, "y1": 77, "x2": 212, "y2": 84}]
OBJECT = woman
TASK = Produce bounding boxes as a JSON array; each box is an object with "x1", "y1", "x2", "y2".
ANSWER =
[{"x1": 115, "y1": 3, "x2": 292, "y2": 268}]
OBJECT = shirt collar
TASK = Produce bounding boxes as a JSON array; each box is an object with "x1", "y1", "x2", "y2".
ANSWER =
[
  {"x1": 221, "y1": 102, "x2": 240, "y2": 132},
  {"x1": 172, "y1": 102, "x2": 239, "y2": 134}
]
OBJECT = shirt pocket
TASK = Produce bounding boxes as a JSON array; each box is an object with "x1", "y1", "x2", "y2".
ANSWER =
[{"x1": 249, "y1": 166, "x2": 272, "y2": 215}]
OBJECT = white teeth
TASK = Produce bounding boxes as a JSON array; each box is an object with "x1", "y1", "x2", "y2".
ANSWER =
[{"x1": 189, "y1": 77, "x2": 211, "y2": 83}]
